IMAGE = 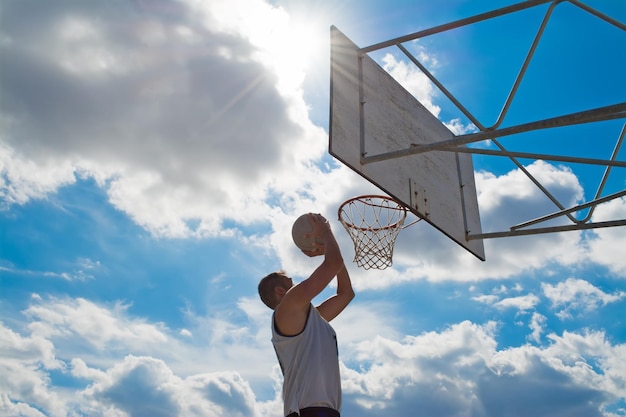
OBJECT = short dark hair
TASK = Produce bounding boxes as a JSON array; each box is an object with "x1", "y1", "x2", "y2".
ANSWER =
[{"x1": 258, "y1": 270, "x2": 288, "y2": 309}]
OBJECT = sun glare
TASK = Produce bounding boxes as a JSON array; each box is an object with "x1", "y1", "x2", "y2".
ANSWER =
[
  {"x1": 252, "y1": 5, "x2": 327, "y2": 94},
  {"x1": 278, "y1": 18, "x2": 325, "y2": 91},
  {"x1": 190, "y1": 0, "x2": 328, "y2": 94}
]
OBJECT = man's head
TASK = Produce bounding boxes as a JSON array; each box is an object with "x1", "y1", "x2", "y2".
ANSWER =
[{"x1": 258, "y1": 271, "x2": 293, "y2": 310}]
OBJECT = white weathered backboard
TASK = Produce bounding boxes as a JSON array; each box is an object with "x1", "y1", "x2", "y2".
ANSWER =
[{"x1": 329, "y1": 26, "x2": 485, "y2": 260}]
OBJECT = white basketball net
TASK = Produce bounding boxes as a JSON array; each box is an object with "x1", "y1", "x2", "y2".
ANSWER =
[{"x1": 338, "y1": 195, "x2": 407, "y2": 270}]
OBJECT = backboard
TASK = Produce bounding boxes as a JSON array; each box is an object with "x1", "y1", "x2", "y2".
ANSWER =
[{"x1": 329, "y1": 26, "x2": 486, "y2": 261}]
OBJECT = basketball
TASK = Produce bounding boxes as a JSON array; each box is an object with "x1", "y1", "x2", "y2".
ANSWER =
[{"x1": 291, "y1": 213, "x2": 322, "y2": 252}]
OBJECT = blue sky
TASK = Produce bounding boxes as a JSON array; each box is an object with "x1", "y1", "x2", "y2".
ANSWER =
[{"x1": 1, "y1": 1, "x2": 625, "y2": 416}]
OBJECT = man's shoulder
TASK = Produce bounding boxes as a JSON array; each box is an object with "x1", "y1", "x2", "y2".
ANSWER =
[{"x1": 274, "y1": 302, "x2": 312, "y2": 337}]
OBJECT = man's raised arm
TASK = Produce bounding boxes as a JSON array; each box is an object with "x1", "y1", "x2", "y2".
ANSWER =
[
  {"x1": 287, "y1": 214, "x2": 344, "y2": 307},
  {"x1": 317, "y1": 264, "x2": 354, "y2": 322}
]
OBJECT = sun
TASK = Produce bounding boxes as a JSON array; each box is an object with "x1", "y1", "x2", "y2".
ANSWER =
[
  {"x1": 251, "y1": 3, "x2": 328, "y2": 93},
  {"x1": 212, "y1": 0, "x2": 329, "y2": 94},
  {"x1": 276, "y1": 18, "x2": 326, "y2": 93},
  {"x1": 285, "y1": 14, "x2": 326, "y2": 69}
]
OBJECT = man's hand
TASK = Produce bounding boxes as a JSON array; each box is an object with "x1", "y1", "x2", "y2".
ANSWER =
[{"x1": 301, "y1": 244, "x2": 325, "y2": 257}]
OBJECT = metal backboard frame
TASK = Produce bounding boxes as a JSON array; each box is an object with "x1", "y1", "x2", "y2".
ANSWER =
[{"x1": 329, "y1": 0, "x2": 626, "y2": 261}]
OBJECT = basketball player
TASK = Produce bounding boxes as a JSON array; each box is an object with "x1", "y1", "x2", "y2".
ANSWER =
[{"x1": 258, "y1": 213, "x2": 354, "y2": 417}]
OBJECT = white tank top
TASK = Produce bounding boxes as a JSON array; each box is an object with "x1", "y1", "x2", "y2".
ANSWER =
[{"x1": 272, "y1": 305, "x2": 341, "y2": 416}]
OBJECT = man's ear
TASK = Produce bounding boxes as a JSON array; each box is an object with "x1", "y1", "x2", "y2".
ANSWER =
[{"x1": 274, "y1": 286, "x2": 287, "y2": 297}]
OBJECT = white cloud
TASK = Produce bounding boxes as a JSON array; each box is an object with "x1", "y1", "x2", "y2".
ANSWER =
[
  {"x1": 24, "y1": 297, "x2": 169, "y2": 352},
  {"x1": 0, "y1": 323, "x2": 65, "y2": 417},
  {"x1": 0, "y1": 310, "x2": 269, "y2": 417},
  {"x1": 477, "y1": 160, "x2": 584, "y2": 230},
  {"x1": 339, "y1": 321, "x2": 624, "y2": 417},
  {"x1": 0, "y1": 0, "x2": 327, "y2": 238},
  {"x1": 70, "y1": 358, "x2": 106, "y2": 382},
  {"x1": 0, "y1": 258, "x2": 101, "y2": 282},
  {"x1": 0, "y1": 295, "x2": 276, "y2": 416},
  {"x1": 0, "y1": 143, "x2": 76, "y2": 208},
  {"x1": 472, "y1": 284, "x2": 540, "y2": 312},
  {"x1": 472, "y1": 286, "x2": 540, "y2": 316},
  {"x1": 544, "y1": 330, "x2": 626, "y2": 399},
  {"x1": 585, "y1": 197, "x2": 626, "y2": 275},
  {"x1": 15, "y1": 295, "x2": 276, "y2": 387},
  {"x1": 330, "y1": 302, "x2": 403, "y2": 348},
  {"x1": 444, "y1": 118, "x2": 477, "y2": 135},
  {"x1": 493, "y1": 294, "x2": 540, "y2": 311},
  {"x1": 472, "y1": 294, "x2": 500, "y2": 305},
  {"x1": 3, "y1": 292, "x2": 625, "y2": 417},
  {"x1": 542, "y1": 278, "x2": 626, "y2": 319},
  {"x1": 81, "y1": 355, "x2": 262, "y2": 417},
  {"x1": 528, "y1": 312, "x2": 547, "y2": 344}
]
